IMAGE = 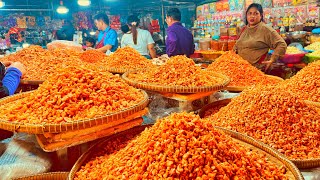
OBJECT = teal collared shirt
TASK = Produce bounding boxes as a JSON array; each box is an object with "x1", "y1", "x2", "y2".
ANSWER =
[{"x1": 97, "y1": 27, "x2": 118, "y2": 52}]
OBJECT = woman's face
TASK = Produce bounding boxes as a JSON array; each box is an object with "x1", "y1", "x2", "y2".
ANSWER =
[{"x1": 246, "y1": 7, "x2": 262, "y2": 26}]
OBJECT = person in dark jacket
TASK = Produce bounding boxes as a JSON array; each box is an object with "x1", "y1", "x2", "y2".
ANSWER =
[
  {"x1": 0, "y1": 61, "x2": 25, "y2": 98},
  {"x1": 57, "y1": 20, "x2": 75, "y2": 41}
]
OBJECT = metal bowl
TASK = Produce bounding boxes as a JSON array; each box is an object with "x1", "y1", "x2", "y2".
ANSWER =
[{"x1": 286, "y1": 31, "x2": 307, "y2": 40}]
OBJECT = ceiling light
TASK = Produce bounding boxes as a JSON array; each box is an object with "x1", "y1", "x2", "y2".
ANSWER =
[
  {"x1": 78, "y1": 0, "x2": 91, "y2": 6},
  {"x1": 0, "y1": 1, "x2": 5, "y2": 8},
  {"x1": 57, "y1": 0, "x2": 69, "y2": 14}
]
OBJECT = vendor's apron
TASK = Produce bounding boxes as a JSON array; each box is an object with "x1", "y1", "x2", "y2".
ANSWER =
[{"x1": 95, "y1": 29, "x2": 111, "y2": 49}]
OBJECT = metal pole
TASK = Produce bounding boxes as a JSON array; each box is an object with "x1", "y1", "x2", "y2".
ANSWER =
[{"x1": 161, "y1": 0, "x2": 166, "y2": 44}]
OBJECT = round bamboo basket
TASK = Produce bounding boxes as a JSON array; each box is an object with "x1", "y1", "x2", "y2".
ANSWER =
[
  {"x1": 68, "y1": 126, "x2": 303, "y2": 180},
  {"x1": 20, "y1": 79, "x2": 45, "y2": 85},
  {"x1": 214, "y1": 127, "x2": 303, "y2": 179},
  {"x1": 122, "y1": 70, "x2": 230, "y2": 93},
  {"x1": 198, "y1": 99, "x2": 231, "y2": 118},
  {"x1": 13, "y1": 172, "x2": 69, "y2": 180},
  {"x1": 217, "y1": 127, "x2": 320, "y2": 169},
  {"x1": 68, "y1": 125, "x2": 149, "y2": 180},
  {"x1": 0, "y1": 90, "x2": 149, "y2": 134},
  {"x1": 106, "y1": 67, "x2": 146, "y2": 74},
  {"x1": 225, "y1": 75, "x2": 284, "y2": 92}
]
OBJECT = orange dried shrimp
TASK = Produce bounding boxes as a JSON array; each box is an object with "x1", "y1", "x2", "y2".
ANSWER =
[
  {"x1": 80, "y1": 50, "x2": 107, "y2": 63},
  {"x1": 209, "y1": 85, "x2": 320, "y2": 160},
  {"x1": 207, "y1": 51, "x2": 281, "y2": 87},
  {"x1": 75, "y1": 131, "x2": 142, "y2": 180},
  {"x1": 105, "y1": 47, "x2": 154, "y2": 71},
  {"x1": 0, "y1": 67, "x2": 145, "y2": 124},
  {"x1": 278, "y1": 60, "x2": 320, "y2": 102},
  {"x1": 126, "y1": 55, "x2": 227, "y2": 87},
  {"x1": 75, "y1": 112, "x2": 288, "y2": 179}
]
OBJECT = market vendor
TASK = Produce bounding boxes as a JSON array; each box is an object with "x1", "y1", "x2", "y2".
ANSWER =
[
  {"x1": 165, "y1": 8, "x2": 194, "y2": 57},
  {"x1": 234, "y1": 3, "x2": 287, "y2": 71},
  {"x1": 121, "y1": 15, "x2": 156, "y2": 59},
  {"x1": 0, "y1": 61, "x2": 25, "y2": 98},
  {"x1": 56, "y1": 20, "x2": 75, "y2": 41},
  {"x1": 94, "y1": 13, "x2": 118, "y2": 53}
]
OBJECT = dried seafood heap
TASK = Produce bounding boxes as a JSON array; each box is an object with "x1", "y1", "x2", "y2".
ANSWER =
[
  {"x1": 75, "y1": 112, "x2": 289, "y2": 179},
  {"x1": 207, "y1": 51, "x2": 281, "y2": 87},
  {"x1": 126, "y1": 55, "x2": 228, "y2": 87},
  {"x1": 0, "y1": 67, "x2": 145, "y2": 124},
  {"x1": 105, "y1": 47, "x2": 154, "y2": 71},
  {"x1": 208, "y1": 85, "x2": 320, "y2": 160},
  {"x1": 278, "y1": 60, "x2": 320, "y2": 102}
]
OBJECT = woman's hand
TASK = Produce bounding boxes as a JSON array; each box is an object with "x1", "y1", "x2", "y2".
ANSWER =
[
  {"x1": 262, "y1": 57, "x2": 276, "y2": 72},
  {"x1": 2, "y1": 61, "x2": 13, "y2": 67},
  {"x1": 9, "y1": 62, "x2": 26, "y2": 76}
]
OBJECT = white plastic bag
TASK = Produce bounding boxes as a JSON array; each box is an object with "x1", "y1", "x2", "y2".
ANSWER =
[
  {"x1": 47, "y1": 40, "x2": 83, "y2": 52},
  {"x1": 0, "y1": 133, "x2": 52, "y2": 180}
]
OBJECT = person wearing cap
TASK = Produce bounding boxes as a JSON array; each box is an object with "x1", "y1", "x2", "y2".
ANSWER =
[
  {"x1": 121, "y1": 15, "x2": 156, "y2": 59},
  {"x1": 165, "y1": 8, "x2": 194, "y2": 57}
]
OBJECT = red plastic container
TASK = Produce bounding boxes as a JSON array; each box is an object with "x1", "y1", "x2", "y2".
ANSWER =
[{"x1": 280, "y1": 52, "x2": 307, "y2": 64}]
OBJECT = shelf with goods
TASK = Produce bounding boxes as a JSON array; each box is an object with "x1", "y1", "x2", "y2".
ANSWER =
[{"x1": 194, "y1": 0, "x2": 319, "y2": 51}]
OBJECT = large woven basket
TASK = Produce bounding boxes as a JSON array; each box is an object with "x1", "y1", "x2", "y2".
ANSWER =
[
  {"x1": 68, "y1": 125, "x2": 149, "y2": 180},
  {"x1": 225, "y1": 75, "x2": 283, "y2": 92},
  {"x1": 68, "y1": 126, "x2": 303, "y2": 180},
  {"x1": 20, "y1": 79, "x2": 45, "y2": 85},
  {"x1": 214, "y1": 127, "x2": 303, "y2": 179},
  {"x1": 0, "y1": 90, "x2": 149, "y2": 134},
  {"x1": 122, "y1": 70, "x2": 230, "y2": 93},
  {"x1": 13, "y1": 172, "x2": 68, "y2": 180},
  {"x1": 217, "y1": 127, "x2": 320, "y2": 169},
  {"x1": 105, "y1": 67, "x2": 146, "y2": 74}
]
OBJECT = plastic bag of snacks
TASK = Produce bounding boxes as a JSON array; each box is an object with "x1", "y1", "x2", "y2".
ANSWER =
[
  {"x1": 47, "y1": 40, "x2": 83, "y2": 52},
  {"x1": 0, "y1": 133, "x2": 51, "y2": 179}
]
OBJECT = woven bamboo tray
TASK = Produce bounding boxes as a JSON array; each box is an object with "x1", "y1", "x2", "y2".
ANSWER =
[
  {"x1": 106, "y1": 66, "x2": 146, "y2": 74},
  {"x1": 214, "y1": 127, "x2": 303, "y2": 179},
  {"x1": 20, "y1": 79, "x2": 45, "y2": 85},
  {"x1": 217, "y1": 127, "x2": 320, "y2": 169},
  {"x1": 198, "y1": 99, "x2": 231, "y2": 118},
  {"x1": 13, "y1": 172, "x2": 69, "y2": 180},
  {"x1": 0, "y1": 90, "x2": 149, "y2": 134},
  {"x1": 68, "y1": 125, "x2": 150, "y2": 180},
  {"x1": 36, "y1": 109, "x2": 147, "y2": 152},
  {"x1": 225, "y1": 75, "x2": 284, "y2": 92},
  {"x1": 68, "y1": 126, "x2": 303, "y2": 180},
  {"x1": 122, "y1": 70, "x2": 230, "y2": 93}
]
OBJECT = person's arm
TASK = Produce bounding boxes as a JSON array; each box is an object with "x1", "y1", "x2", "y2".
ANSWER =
[
  {"x1": 146, "y1": 32, "x2": 157, "y2": 58},
  {"x1": 97, "y1": 45, "x2": 113, "y2": 53},
  {"x1": 148, "y1": 44, "x2": 157, "y2": 58},
  {"x1": 166, "y1": 30, "x2": 178, "y2": 57},
  {"x1": 263, "y1": 29, "x2": 287, "y2": 71},
  {"x1": 97, "y1": 30, "x2": 118, "y2": 53},
  {"x1": 1, "y1": 67, "x2": 22, "y2": 97}
]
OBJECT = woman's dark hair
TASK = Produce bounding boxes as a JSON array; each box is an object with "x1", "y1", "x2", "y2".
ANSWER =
[
  {"x1": 121, "y1": 24, "x2": 130, "y2": 34},
  {"x1": 245, "y1": 3, "x2": 264, "y2": 25},
  {"x1": 167, "y1": 8, "x2": 181, "y2": 21},
  {"x1": 85, "y1": 37, "x2": 96, "y2": 46},
  {"x1": 127, "y1": 15, "x2": 140, "y2": 45},
  {"x1": 94, "y1": 13, "x2": 109, "y2": 25}
]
